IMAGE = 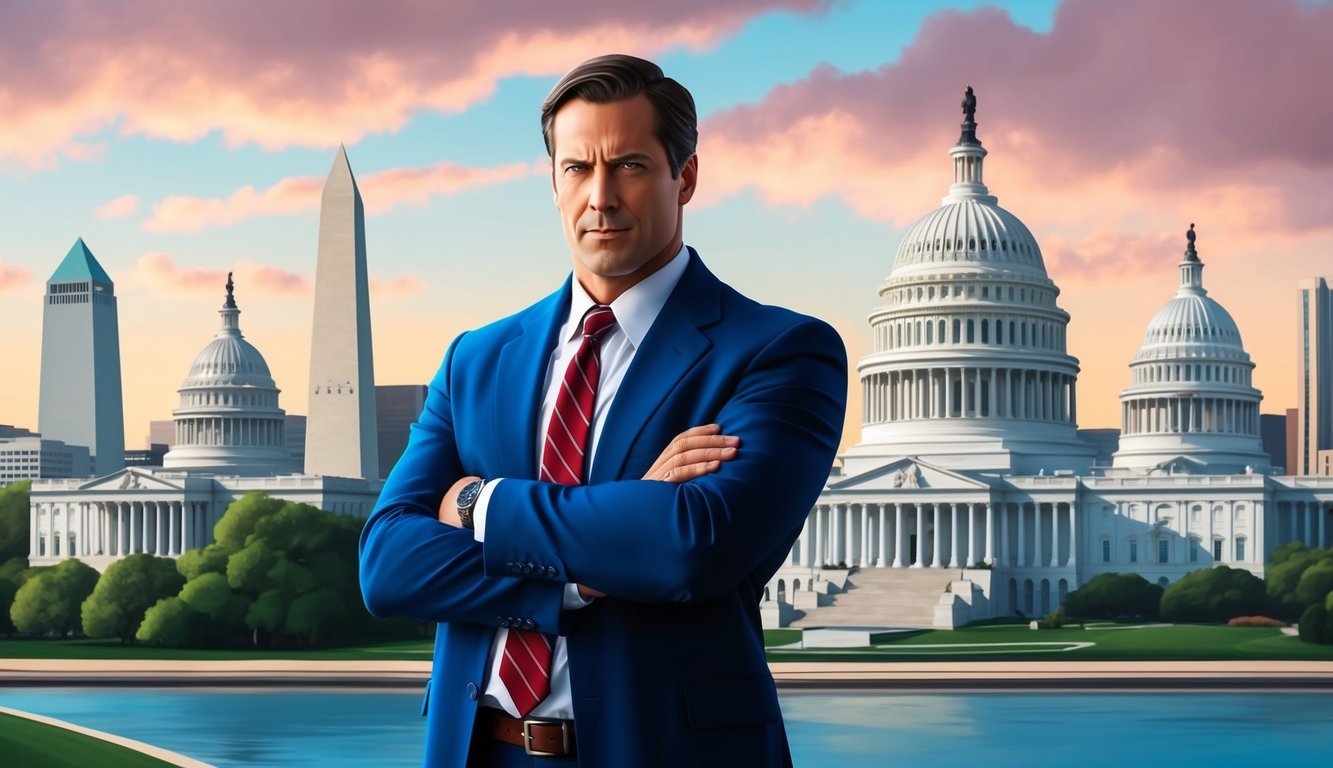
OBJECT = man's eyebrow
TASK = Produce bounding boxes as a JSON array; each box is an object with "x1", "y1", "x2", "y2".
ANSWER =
[{"x1": 610, "y1": 152, "x2": 654, "y2": 164}]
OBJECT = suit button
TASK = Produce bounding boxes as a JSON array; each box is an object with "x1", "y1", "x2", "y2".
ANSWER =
[
  {"x1": 466, "y1": 683, "x2": 478, "y2": 701},
  {"x1": 508, "y1": 562, "x2": 521, "y2": 574},
  {"x1": 525, "y1": 562, "x2": 536, "y2": 574},
  {"x1": 497, "y1": 616, "x2": 509, "y2": 628},
  {"x1": 521, "y1": 618, "x2": 535, "y2": 630},
  {"x1": 545, "y1": 566, "x2": 557, "y2": 577}
]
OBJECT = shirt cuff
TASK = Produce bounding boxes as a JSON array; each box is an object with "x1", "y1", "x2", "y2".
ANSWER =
[
  {"x1": 563, "y1": 583, "x2": 594, "y2": 610},
  {"x1": 471, "y1": 478, "x2": 501, "y2": 543}
]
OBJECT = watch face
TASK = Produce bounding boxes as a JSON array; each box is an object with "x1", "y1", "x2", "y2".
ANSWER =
[{"x1": 458, "y1": 479, "x2": 484, "y2": 509}]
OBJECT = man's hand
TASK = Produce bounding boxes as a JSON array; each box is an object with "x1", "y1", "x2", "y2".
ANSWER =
[
  {"x1": 642, "y1": 423, "x2": 739, "y2": 483},
  {"x1": 438, "y1": 475, "x2": 481, "y2": 527}
]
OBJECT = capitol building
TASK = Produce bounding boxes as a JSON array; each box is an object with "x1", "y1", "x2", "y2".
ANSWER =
[{"x1": 767, "y1": 90, "x2": 1333, "y2": 629}]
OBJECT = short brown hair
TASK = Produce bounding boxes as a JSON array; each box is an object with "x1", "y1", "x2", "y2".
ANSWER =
[{"x1": 541, "y1": 54, "x2": 697, "y2": 178}]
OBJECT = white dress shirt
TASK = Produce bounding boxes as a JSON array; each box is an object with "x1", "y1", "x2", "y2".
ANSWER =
[{"x1": 470, "y1": 244, "x2": 690, "y2": 719}]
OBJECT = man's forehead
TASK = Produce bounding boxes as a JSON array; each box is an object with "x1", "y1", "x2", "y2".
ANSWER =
[{"x1": 551, "y1": 95, "x2": 662, "y2": 153}]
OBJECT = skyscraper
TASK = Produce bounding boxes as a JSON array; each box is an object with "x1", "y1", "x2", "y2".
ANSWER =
[
  {"x1": 305, "y1": 147, "x2": 378, "y2": 480},
  {"x1": 38, "y1": 238, "x2": 124, "y2": 474},
  {"x1": 1295, "y1": 277, "x2": 1333, "y2": 475}
]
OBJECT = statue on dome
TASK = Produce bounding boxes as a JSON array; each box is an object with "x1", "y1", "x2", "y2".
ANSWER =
[
  {"x1": 1186, "y1": 223, "x2": 1195, "y2": 248},
  {"x1": 962, "y1": 85, "x2": 976, "y2": 123},
  {"x1": 224, "y1": 271, "x2": 236, "y2": 308}
]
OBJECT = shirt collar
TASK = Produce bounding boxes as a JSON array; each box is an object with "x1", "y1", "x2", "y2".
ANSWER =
[{"x1": 566, "y1": 244, "x2": 690, "y2": 348}]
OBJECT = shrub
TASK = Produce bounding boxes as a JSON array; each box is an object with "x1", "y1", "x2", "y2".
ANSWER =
[
  {"x1": 1038, "y1": 610, "x2": 1067, "y2": 629},
  {"x1": 1063, "y1": 573, "x2": 1163, "y2": 620},
  {"x1": 1298, "y1": 603, "x2": 1329, "y2": 644},
  {"x1": 1226, "y1": 616, "x2": 1286, "y2": 628},
  {"x1": 1161, "y1": 566, "x2": 1270, "y2": 623}
]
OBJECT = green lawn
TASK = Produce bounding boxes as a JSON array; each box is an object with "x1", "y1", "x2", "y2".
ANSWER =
[
  {"x1": 0, "y1": 712, "x2": 179, "y2": 768},
  {"x1": 764, "y1": 622, "x2": 1333, "y2": 662},
  {"x1": 0, "y1": 637, "x2": 434, "y2": 661}
]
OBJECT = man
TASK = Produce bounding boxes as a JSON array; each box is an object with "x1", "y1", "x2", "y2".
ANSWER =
[{"x1": 359, "y1": 54, "x2": 846, "y2": 767}]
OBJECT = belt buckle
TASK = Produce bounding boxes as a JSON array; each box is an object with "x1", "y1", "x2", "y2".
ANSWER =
[{"x1": 521, "y1": 717, "x2": 571, "y2": 757}]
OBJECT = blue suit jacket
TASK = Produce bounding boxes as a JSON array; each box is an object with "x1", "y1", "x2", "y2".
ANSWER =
[{"x1": 359, "y1": 251, "x2": 847, "y2": 767}]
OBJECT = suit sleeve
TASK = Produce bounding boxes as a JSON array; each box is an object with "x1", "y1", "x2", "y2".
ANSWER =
[
  {"x1": 358, "y1": 334, "x2": 566, "y2": 630},
  {"x1": 481, "y1": 317, "x2": 848, "y2": 603}
]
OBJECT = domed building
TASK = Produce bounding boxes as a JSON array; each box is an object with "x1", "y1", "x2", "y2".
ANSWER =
[
  {"x1": 845, "y1": 85, "x2": 1094, "y2": 477},
  {"x1": 163, "y1": 275, "x2": 298, "y2": 475},
  {"x1": 1112, "y1": 226, "x2": 1268, "y2": 472},
  {"x1": 760, "y1": 88, "x2": 1333, "y2": 634}
]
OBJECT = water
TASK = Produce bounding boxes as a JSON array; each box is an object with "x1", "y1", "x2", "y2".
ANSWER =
[{"x1": 1, "y1": 688, "x2": 1329, "y2": 767}]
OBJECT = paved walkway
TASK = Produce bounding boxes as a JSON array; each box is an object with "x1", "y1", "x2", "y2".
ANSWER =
[{"x1": 4, "y1": 658, "x2": 1333, "y2": 688}]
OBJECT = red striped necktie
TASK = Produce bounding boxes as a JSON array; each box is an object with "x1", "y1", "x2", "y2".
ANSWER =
[{"x1": 499, "y1": 304, "x2": 616, "y2": 717}]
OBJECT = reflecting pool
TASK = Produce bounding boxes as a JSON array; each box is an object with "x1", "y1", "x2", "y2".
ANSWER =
[{"x1": 1, "y1": 688, "x2": 1328, "y2": 767}]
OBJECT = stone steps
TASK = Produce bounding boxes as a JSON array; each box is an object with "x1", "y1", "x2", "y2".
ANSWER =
[{"x1": 790, "y1": 566, "x2": 957, "y2": 629}]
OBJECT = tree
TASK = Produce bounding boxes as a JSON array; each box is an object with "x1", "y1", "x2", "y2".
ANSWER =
[
  {"x1": 176, "y1": 542, "x2": 235, "y2": 581},
  {"x1": 286, "y1": 588, "x2": 346, "y2": 644},
  {"x1": 1265, "y1": 546, "x2": 1332, "y2": 620},
  {"x1": 1295, "y1": 558, "x2": 1333, "y2": 608},
  {"x1": 1161, "y1": 565, "x2": 1270, "y2": 623},
  {"x1": 1062, "y1": 573, "x2": 1163, "y2": 620},
  {"x1": 0, "y1": 481, "x2": 31, "y2": 561},
  {"x1": 0, "y1": 576, "x2": 18, "y2": 635},
  {"x1": 81, "y1": 554, "x2": 185, "y2": 643},
  {"x1": 136, "y1": 597, "x2": 194, "y2": 646},
  {"x1": 9, "y1": 558, "x2": 99, "y2": 635},
  {"x1": 0, "y1": 556, "x2": 28, "y2": 583},
  {"x1": 213, "y1": 492, "x2": 284, "y2": 550}
]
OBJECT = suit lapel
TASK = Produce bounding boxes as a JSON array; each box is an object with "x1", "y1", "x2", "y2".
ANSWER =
[
  {"x1": 494, "y1": 279, "x2": 569, "y2": 480},
  {"x1": 590, "y1": 251, "x2": 723, "y2": 483}
]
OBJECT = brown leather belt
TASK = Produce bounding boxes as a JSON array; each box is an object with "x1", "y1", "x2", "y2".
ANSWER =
[{"x1": 477, "y1": 707, "x2": 577, "y2": 757}]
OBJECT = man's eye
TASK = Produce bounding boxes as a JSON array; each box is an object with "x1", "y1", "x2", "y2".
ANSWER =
[
  {"x1": 564, "y1": 165, "x2": 587, "y2": 174},
  {"x1": 620, "y1": 162, "x2": 643, "y2": 170}
]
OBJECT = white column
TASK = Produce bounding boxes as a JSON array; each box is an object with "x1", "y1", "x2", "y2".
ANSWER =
[
  {"x1": 29, "y1": 504, "x2": 37, "y2": 558},
  {"x1": 1206, "y1": 499, "x2": 1215, "y2": 562},
  {"x1": 981, "y1": 504, "x2": 991, "y2": 565},
  {"x1": 1253, "y1": 500, "x2": 1264, "y2": 563},
  {"x1": 967, "y1": 504, "x2": 978, "y2": 567},
  {"x1": 182, "y1": 502, "x2": 194, "y2": 554},
  {"x1": 913, "y1": 504, "x2": 924, "y2": 568},
  {"x1": 877, "y1": 504, "x2": 889, "y2": 567},
  {"x1": 1306, "y1": 502, "x2": 1315, "y2": 545},
  {"x1": 1068, "y1": 502, "x2": 1078, "y2": 567},
  {"x1": 863, "y1": 504, "x2": 874, "y2": 565},
  {"x1": 168, "y1": 502, "x2": 179, "y2": 556},
  {"x1": 950, "y1": 503, "x2": 960, "y2": 568},
  {"x1": 1049, "y1": 502, "x2": 1060, "y2": 567},
  {"x1": 1229, "y1": 501, "x2": 1237, "y2": 563},
  {"x1": 931, "y1": 504, "x2": 942, "y2": 568},
  {"x1": 1018, "y1": 502, "x2": 1027, "y2": 567},
  {"x1": 894, "y1": 504, "x2": 905, "y2": 567}
]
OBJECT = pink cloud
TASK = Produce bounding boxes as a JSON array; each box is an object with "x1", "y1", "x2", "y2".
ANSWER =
[
  {"x1": 145, "y1": 159, "x2": 540, "y2": 232},
  {"x1": 93, "y1": 194, "x2": 139, "y2": 219},
  {"x1": 697, "y1": 0, "x2": 1333, "y2": 282},
  {"x1": 126, "y1": 252, "x2": 311, "y2": 297},
  {"x1": 0, "y1": 259, "x2": 32, "y2": 292},
  {"x1": 0, "y1": 0, "x2": 824, "y2": 167},
  {"x1": 370, "y1": 274, "x2": 426, "y2": 299},
  {"x1": 124, "y1": 251, "x2": 423, "y2": 301}
]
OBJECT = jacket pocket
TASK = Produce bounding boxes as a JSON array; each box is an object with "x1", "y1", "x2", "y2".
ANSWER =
[
  {"x1": 682, "y1": 675, "x2": 782, "y2": 729},
  {"x1": 420, "y1": 679, "x2": 432, "y2": 716}
]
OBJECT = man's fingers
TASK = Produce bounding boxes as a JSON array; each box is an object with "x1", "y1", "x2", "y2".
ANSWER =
[{"x1": 663, "y1": 460, "x2": 722, "y2": 483}]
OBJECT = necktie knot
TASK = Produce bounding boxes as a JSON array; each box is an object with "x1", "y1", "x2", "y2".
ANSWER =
[{"x1": 582, "y1": 305, "x2": 616, "y2": 340}]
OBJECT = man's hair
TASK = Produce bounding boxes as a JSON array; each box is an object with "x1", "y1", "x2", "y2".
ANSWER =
[{"x1": 541, "y1": 54, "x2": 698, "y2": 179}]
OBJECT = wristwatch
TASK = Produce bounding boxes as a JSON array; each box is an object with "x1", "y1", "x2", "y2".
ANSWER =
[{"x1": 456, "y1": 478, "x2": 486, "y2": 529}]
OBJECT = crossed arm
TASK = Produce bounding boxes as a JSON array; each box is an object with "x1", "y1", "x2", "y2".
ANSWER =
[{"x1": 437, "y1": 424, "x2": 742, "y2": 600}]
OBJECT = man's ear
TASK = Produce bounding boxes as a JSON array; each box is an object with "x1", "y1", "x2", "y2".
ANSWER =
[{"x1": 678, "y1": 154, "x2": 698, "y2": 205}]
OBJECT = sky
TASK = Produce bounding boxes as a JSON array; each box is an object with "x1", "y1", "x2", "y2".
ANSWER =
[{"x1": 1, "y1": 0, "x2": 1330, "y2": 455}]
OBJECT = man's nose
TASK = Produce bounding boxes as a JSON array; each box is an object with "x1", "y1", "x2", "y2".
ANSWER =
[{"x1": 588, "y1": 167, "x2": 619, "y2": 212}]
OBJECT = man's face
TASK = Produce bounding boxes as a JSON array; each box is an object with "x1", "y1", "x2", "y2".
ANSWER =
[{"x1": 551, "y1": 95, "x2": 696, "y2": 299}]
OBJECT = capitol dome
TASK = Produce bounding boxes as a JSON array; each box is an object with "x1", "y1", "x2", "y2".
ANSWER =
[
  {"x1": 1112, "y1": 225, "x2": 1267, "y2": 473},
  {"x1": 162, "y1": 276, "x2": 298, "y2": 476},
  {"x1": 843, "y1": 86, "x2": 1095, "y2": 476}
]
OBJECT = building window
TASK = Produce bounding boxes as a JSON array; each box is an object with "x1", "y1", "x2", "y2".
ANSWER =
[
  {"x1": 1235, "y1": 538, "x2": 1246, "y2": 561},
  {"x1": 1101, "y1": 539, "x2": 1110, "y2": 563},
  {"x1": 1158, "y1": 539, "x2": 1169, "y2": 563},
  {"x1": 1129, "y1": 540, "x2": 1138, "y2": 563},
  {"x1": 1213, "y1": 539, "x2": 1223, "y2": 562},
  {"x1": 1189, "y1": 538, "x2": 1199, "y2": 563}
]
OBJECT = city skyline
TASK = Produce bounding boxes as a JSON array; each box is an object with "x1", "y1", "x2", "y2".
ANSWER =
[{"x1": 2, "y1": 0, "x2": 1331, "y2": 454}]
